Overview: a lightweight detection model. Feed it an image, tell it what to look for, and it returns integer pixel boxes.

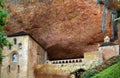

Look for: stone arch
[69,60,72,63]
[62,61,65,63]
[70,69,85,78]
[56,61,58,64]
[77,69,85,78]
[59,61,61,64]
[76,60,79,63]
[8,51,20,74]
[66,60,68,63]
[12,53,18,62]
[52,61,55,64]
[10,51,19,63]
[72,60,75,63]
[79,59,82,62]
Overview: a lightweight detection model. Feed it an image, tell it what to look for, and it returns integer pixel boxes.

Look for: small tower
[0,31,47,78]
[98,36,119,61]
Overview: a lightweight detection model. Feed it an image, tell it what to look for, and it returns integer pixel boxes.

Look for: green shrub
[81,69,96,78]
[0,0,10,64]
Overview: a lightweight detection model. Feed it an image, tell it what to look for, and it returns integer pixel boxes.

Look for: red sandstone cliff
[4,0,114,60]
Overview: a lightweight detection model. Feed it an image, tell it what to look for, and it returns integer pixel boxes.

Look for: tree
[114,0,120,21]
[0,0,10,63]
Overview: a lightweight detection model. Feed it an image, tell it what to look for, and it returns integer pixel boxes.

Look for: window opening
[59,61,61,63]
[14,38,17,45]
[9,45,12,50]
[79,59,82,62]
[56,61,58,64]
[8,65,10,73]
[18,65,20,73]
[18,43,22,49]
[72,60,75,63]
[53,62,55,64]
[76,60,78,63]
[37,55,39,64]
[69,60,72,63]
[62,61,64,63]
[12,53,18,62]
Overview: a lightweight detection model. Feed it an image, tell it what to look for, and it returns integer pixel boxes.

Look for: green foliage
[0,9,8,26]
[0,0,10,63]
[0,31,10,64]
[81,56,120,78]
[115,0,120,21]
[0,0,4,8]
[91,62,120,78]
[115,10,120,21]
[81,69,96,78]
[114,17,120,21]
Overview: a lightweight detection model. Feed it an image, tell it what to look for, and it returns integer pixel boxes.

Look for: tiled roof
[100,42,118,47]
[8,31,29,37]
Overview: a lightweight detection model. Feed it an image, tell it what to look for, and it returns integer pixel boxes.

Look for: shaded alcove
[47,44,84,60]
[70,69,85,78]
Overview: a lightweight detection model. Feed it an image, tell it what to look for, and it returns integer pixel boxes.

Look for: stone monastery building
[0,32,119,78]
[1,32,47,78]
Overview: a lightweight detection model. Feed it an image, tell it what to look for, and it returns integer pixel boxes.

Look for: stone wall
[28,36,47,78]
[42,51,102,75]
[34,73,70,78]
[99,45,119,61]
[34,47,119,77]
[84,51,103,69]
[36,61,85,76]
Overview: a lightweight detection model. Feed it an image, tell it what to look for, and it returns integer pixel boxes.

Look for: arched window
[8,65,10,73]
[59,61,61,64]
[13,38,17,45]
[18,43,22,49]
[72,60,75,63]
[76,60,78,63]
[9,45,12,50]
[69,60,72,63]
[79,59,82,62]
[12,53,18,62]
[62,61,64,63]
[18,65,20,73]
[56,61,58,64]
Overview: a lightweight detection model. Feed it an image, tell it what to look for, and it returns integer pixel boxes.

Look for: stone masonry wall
[28,37,47,78]
[99,45,119,61]
[84,51,102,69]
[41,51,102,75]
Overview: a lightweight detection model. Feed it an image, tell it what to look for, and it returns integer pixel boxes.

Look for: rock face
[4,0,113,60]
